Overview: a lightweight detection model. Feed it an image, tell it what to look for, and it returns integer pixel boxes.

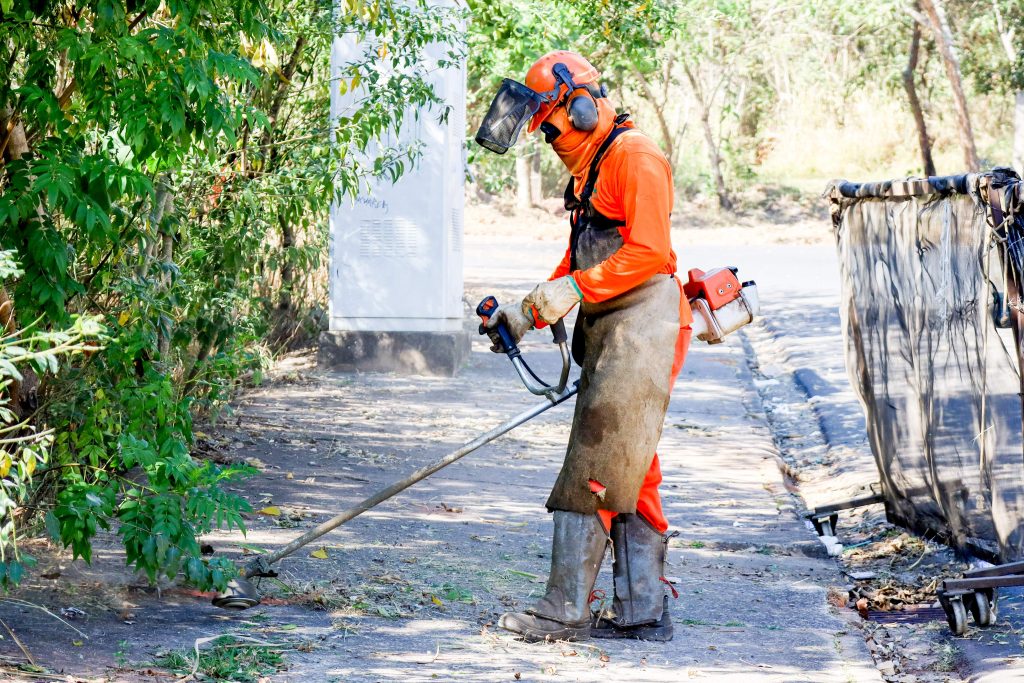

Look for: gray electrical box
[320,13,468,375]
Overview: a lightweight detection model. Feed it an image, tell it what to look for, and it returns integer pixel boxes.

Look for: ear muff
[566,89,599,132]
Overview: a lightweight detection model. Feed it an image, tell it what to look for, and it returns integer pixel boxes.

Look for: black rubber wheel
[946,598,967,636]
[976,591,996,627]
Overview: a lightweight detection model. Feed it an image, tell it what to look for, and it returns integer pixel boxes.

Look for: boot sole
[591,624,673,642]
[499,613,591,643]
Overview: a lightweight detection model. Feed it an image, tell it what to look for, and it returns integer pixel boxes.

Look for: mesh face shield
[474,79,544,155]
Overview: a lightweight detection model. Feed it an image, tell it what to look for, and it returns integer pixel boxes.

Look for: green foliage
[0,251,104,588]
[959,0,1024,95]
[0,0,460,589]
[465,0,672,191]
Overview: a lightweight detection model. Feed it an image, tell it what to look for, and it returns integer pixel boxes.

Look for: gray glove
[522,275,583,324]
[484,302,534,353]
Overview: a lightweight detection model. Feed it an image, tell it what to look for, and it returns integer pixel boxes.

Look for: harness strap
[564,114,633,211]
[567,118,632,271]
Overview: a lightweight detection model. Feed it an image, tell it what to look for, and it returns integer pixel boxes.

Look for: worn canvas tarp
[828,171,1024,561]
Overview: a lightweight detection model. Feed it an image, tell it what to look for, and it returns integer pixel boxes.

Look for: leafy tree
[958,0,1024,172]
[0,0,460,588]
[0,251,103,587]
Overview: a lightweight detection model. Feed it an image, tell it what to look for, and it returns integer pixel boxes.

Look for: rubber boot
[591,513,674,641]
[498,511,608,642]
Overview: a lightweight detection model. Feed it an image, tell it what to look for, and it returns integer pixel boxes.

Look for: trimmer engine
[684,267,759,344]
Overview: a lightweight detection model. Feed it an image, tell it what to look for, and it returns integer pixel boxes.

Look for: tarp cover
[828,170,1024,561]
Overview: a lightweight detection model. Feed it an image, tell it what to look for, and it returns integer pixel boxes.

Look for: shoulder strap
[580,117,632,202]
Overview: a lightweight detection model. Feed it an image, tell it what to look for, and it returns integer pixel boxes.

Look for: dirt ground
[1,199,1022,682]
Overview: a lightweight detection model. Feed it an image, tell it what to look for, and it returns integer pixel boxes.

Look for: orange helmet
[524,51,601,133]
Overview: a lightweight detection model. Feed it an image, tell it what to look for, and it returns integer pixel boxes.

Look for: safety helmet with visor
[474,51,604,155]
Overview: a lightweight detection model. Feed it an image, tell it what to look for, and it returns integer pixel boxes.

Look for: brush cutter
[213,270,760,609]
[212,296,575,609]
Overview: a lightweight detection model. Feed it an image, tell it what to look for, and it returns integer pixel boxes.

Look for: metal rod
[807,492,885,518]
[942,575,1024,592]
[963,560,1024,579]
[243,383,579,578]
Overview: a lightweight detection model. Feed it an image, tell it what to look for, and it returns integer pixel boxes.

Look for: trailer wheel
[971,590,996,627]
[945,597,967,636]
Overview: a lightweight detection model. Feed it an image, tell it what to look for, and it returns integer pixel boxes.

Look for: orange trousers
[598,325,692,534]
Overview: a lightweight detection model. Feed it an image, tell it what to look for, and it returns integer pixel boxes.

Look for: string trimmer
[213,268,760,609]
[212,296,575,609]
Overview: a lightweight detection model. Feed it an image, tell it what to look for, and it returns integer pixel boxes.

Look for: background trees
[465,0,1023,208]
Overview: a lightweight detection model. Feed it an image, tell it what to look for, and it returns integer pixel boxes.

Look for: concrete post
[319,9,469,376]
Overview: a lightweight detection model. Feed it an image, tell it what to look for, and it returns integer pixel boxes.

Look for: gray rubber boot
[592,513,674,641]
[498,511,608,642]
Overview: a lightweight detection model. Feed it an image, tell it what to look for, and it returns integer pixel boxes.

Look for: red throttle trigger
[477,295,499,327]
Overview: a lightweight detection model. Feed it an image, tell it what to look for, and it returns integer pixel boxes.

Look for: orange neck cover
[549,97,622,195]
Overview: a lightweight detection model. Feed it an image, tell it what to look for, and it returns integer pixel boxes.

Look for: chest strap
[566,117,631,271]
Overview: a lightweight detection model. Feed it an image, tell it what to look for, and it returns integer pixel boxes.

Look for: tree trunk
[1015,91,1024,177]
[903,17,937,176]
[515,150,532,210]
[701,110,732,212]
[529,140,542,203]
[278,215,295,314]
[1,106,41,415]
[683,64,732,212]
[993,1,1024,175]
[634,67,675,166]
[919,0,980,171]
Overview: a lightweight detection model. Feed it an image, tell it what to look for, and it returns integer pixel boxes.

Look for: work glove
[522,275,583,325]
[483,302,534,353]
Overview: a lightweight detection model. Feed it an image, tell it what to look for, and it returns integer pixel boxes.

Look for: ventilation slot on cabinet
[358,218,419,258]
[450,208,463,253]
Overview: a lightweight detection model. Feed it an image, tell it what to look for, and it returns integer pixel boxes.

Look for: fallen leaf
[278,624,298,631]
[856,597,870,618]
[599,654,610,662]
[310,547,329,559]
[286,472,294,480]
[431,595,443,607]
[259,506,281,516]
[514,674,521,680]
[72,640,83,647]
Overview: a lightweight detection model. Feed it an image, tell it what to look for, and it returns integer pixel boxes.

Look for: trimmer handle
[477,295,571,400]
[476,295,519,356]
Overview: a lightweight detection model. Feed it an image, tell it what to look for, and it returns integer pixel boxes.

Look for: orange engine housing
[683,268,742,310]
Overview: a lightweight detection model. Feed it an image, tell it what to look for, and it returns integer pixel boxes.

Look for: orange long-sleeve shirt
[550,131,679,304]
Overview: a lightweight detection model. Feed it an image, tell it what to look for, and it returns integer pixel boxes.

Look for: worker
[474,50,692,643]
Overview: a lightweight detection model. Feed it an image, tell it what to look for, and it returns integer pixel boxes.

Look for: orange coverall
[549,131,692,534]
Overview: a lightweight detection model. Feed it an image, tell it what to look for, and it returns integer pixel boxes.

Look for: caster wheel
[970,590,996,627]
[945,597,968,636]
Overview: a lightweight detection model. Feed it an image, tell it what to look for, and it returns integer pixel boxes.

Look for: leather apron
[545,126,680,515]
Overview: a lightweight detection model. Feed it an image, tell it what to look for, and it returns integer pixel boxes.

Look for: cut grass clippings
[155,635,287,681]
